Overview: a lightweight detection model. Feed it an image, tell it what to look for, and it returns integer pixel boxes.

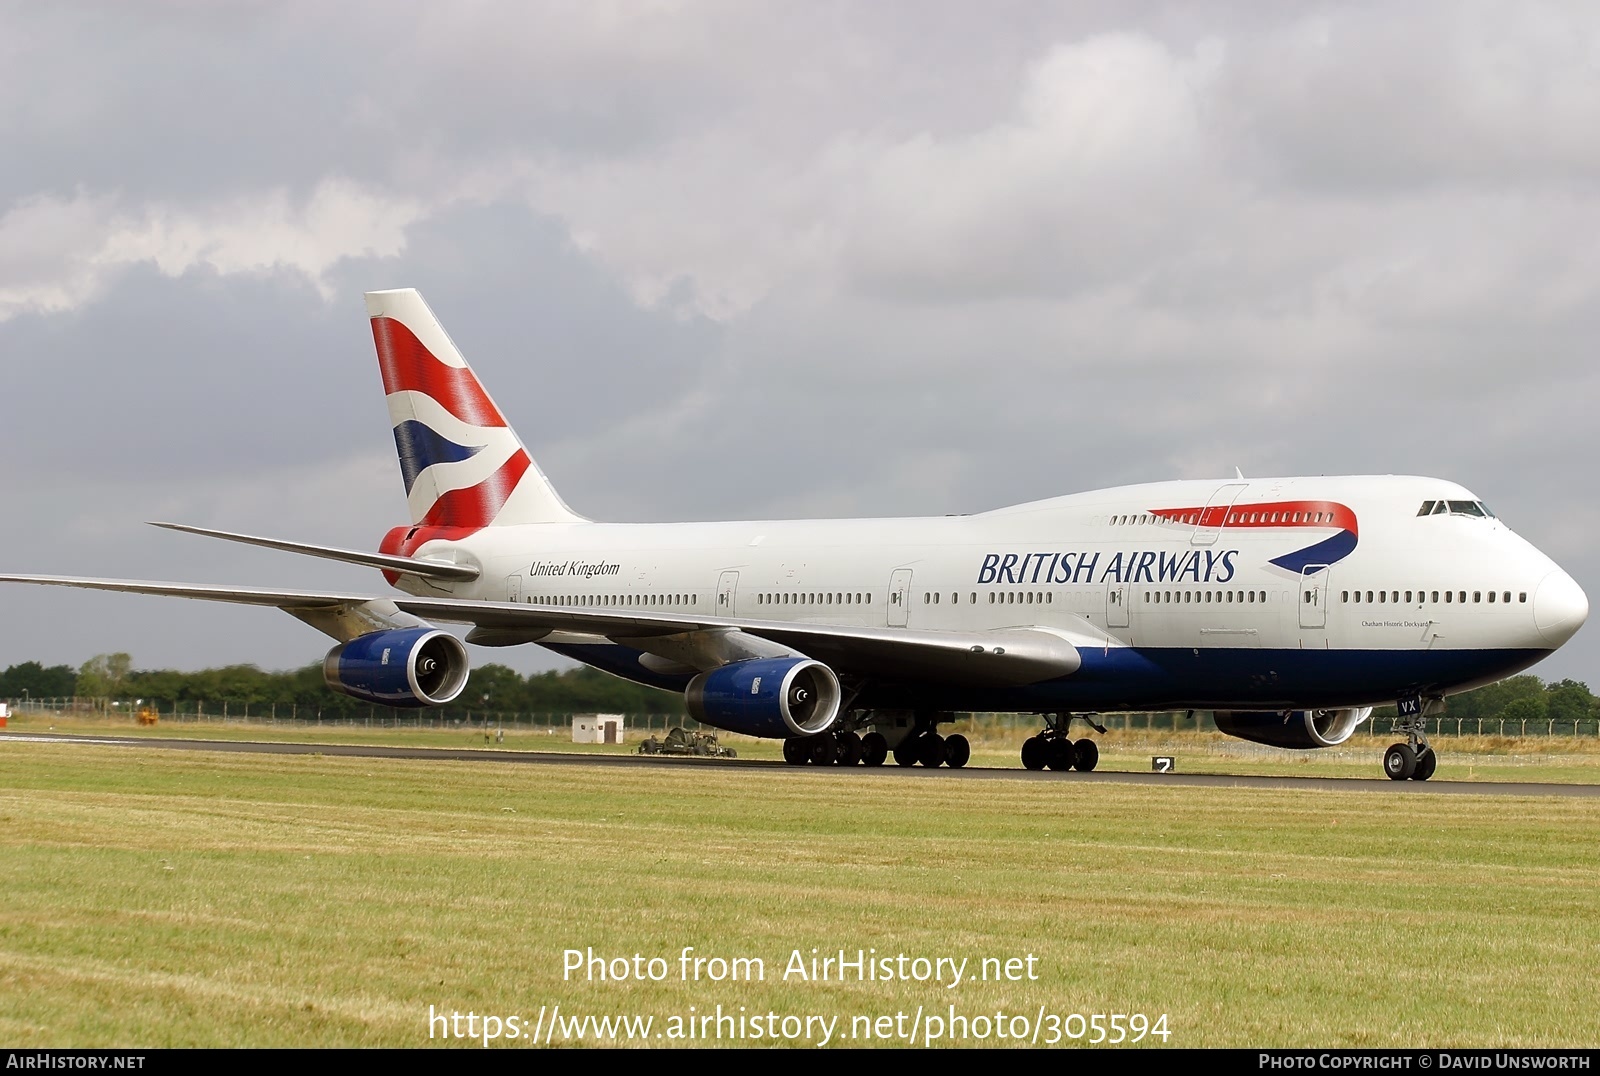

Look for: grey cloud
[1,2,1595,685]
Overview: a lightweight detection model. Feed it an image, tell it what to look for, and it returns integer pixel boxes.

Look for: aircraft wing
[0,574,1089,687]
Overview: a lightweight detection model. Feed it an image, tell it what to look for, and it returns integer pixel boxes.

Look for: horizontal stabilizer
[148,522,480,582]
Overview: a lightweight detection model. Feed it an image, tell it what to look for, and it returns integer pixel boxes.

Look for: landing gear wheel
[861,732,889,767]
[836,731,863,767]
[1411,748,1437,782]
[1047,738,1076,771]
[1384,743,1417,781]
[919,733,947,768]
[894,737,920,767]
[809,733,839,766]
[1020,736,1047,771]
[782,738,809,765]
[944,734,970,769]
[1073,738,1099,772]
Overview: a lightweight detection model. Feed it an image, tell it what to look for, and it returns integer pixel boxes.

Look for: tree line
[0,655,1595,724]
[0,655,684,718]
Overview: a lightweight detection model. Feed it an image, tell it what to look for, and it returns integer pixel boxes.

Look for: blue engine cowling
[685,657,842,739]
[323,628,470,707]
[1212,707,1373,749]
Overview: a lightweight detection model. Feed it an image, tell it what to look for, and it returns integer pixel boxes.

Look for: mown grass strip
[2,741,1597,1047]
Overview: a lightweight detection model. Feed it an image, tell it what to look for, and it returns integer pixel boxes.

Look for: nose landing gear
[1384,695,1442,781]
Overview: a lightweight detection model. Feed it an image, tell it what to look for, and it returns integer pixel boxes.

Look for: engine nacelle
[323,628,470,707]
[1213,707,1373,750]
[685,657,842,739]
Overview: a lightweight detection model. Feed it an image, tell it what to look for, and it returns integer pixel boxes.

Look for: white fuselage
[395,475,1585,713]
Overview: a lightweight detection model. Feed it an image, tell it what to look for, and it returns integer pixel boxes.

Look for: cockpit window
[1421,500,1496,519]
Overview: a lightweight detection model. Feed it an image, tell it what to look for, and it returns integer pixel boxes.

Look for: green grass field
[3,727,1599,1048]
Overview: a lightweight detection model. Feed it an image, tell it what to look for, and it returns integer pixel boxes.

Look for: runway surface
[7,731,1597,797]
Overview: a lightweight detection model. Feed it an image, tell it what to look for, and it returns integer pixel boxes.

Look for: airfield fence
[4,696,1597,738]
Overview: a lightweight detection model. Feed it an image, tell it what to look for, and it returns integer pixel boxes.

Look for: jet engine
[685,657,842,739]
[323,628,470,707]
[1212,707,1373,750]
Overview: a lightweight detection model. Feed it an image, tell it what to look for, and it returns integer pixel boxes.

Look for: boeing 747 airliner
[3,290,1587,779]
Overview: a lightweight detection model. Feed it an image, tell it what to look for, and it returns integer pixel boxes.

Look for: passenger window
[1473,592,1481,603]
[1445,592,1452,603]
[1487,591,1495,603]
[1519,592,1527,603]
[1503,592,1511,603]
[1432,591,1439,602]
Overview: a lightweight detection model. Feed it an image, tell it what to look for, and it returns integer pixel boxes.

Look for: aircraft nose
[1534,570,1589,647]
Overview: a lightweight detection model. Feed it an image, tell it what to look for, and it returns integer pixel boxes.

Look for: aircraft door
[888,569,912,628]
[1106,582,1130,628]
[717,571,739,617]
[1298,566,1329,629]
[1191,482,1249,546]
[507,573,523,603]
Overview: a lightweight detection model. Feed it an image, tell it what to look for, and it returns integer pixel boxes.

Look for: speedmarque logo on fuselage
[974,500,1359,585]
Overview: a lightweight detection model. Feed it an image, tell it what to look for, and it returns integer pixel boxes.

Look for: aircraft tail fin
[365,289,587,530]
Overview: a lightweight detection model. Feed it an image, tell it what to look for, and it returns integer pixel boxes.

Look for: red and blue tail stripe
[365,288,588,555]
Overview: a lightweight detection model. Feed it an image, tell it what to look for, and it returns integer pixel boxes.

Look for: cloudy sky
[2,1,1596,689]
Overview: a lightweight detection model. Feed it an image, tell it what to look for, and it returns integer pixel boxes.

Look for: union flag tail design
[366,289,586,532]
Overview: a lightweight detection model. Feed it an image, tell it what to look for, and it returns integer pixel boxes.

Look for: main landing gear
[780,710,969,768]
[891,711,969,769]
[1383,695,1443,781]
[1021,713,1102,773]
[782,729,889,767]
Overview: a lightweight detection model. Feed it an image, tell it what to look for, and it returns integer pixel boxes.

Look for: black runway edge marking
[7,731,1599,798]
